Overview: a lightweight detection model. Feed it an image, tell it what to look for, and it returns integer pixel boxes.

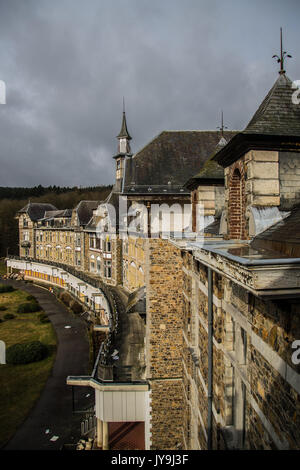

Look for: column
[97,418,103,448]
[103,421,109,450]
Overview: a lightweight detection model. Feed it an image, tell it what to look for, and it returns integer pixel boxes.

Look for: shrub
[38,313,50,324]
[26,295,35,301]
[17,302,42,313]
[6,341,48,364]
[0,306,7,311]
[0,284,15,293]
[59,291,72,306]
[70,299,83,315]
[3,313,15,320]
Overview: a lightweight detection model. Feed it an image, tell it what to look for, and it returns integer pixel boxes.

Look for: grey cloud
[0,0,300,186]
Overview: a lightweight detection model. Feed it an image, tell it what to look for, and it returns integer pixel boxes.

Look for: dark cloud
[0,0,300,186]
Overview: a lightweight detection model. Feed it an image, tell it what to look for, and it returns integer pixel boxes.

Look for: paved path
[2,280,93,450]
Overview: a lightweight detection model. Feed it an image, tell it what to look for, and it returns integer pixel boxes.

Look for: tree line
[0,185,112,258]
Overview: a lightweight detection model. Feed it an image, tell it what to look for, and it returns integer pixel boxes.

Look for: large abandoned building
[6,66,300,450]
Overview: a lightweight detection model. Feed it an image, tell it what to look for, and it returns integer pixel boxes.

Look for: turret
[113,101,132,186]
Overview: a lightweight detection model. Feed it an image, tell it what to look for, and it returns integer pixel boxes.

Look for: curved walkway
[2,280,93,450]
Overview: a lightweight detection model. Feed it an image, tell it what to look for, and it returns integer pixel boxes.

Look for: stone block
[252,150,278,162]
[247,161,278,179]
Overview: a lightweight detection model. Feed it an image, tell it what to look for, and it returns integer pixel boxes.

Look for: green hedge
[38,313,50,324]
[17,302,42,314]
[0,306,7,311]
[70,299,83,315]
[6,341,48,365]
[3,313,15,320]
[26,295,35,301]
[59,291,72,307]
[0,284,15,293]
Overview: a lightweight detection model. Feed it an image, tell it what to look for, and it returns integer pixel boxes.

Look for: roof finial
[123,96,125,114]
[216,110,228,137]
[272,27,292,75]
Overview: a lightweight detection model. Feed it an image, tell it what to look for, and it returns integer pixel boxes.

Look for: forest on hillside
[0,185,112,258]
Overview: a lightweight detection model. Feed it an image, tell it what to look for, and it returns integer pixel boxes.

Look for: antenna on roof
[272,27,292,75]
[216,110,228,137]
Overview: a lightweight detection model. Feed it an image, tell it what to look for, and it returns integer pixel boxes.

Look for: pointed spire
[117,98,132,140]
[272,27,292,75]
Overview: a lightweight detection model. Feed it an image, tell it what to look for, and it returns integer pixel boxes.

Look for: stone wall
[145,238,184,449]
[179,247,300,450]
[279,151,300,210]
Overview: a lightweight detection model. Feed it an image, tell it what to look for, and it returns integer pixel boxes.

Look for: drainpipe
[207,267,213,450]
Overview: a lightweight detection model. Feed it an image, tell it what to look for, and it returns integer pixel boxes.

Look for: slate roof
[42,209,72,220]
[117,111,132,140]
[17,203,57,221]
[213,73,300,167]
[184,136,231,190]
[251,207,300,258]
[122,130,237,194]
[74,200,101,226]
[244,74,300,136]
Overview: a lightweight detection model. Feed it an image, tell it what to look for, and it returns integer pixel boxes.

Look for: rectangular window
[104,260,112,279]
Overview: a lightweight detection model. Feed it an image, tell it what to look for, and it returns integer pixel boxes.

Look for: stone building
[9,69,300,451]
[144,71,300,450]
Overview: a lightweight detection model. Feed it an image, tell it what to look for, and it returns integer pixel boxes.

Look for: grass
[0,287,57,448]
[0,261,6,276]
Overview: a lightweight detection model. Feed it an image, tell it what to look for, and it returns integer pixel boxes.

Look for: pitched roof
[122,130,237,194]
[43,209,72,220]
[184,136,231,189]
[213,73,300,167]
[244,74,300,136]
[74,200,101,226]
[17,203,57,221]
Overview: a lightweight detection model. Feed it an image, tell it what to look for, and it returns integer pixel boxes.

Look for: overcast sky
[0,0,300,187]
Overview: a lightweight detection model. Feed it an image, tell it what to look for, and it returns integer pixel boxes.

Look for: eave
[184,177,224,191]
[191,241,300,299]
[213,133,300,168]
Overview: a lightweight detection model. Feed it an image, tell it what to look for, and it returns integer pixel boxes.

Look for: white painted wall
[95,389,146,422]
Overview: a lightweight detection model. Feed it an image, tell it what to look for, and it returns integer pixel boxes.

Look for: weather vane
[216,110,228,136]
[272,27,292,74]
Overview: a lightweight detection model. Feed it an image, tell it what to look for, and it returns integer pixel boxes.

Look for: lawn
[0,286,57,448]
[0,260,6,276]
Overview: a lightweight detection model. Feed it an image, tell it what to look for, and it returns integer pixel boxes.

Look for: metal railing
[7,254,126,381]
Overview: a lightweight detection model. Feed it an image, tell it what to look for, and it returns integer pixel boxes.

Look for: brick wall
[228,162,246,239]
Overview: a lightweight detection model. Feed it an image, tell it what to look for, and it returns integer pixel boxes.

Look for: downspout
[207,267,213,450]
